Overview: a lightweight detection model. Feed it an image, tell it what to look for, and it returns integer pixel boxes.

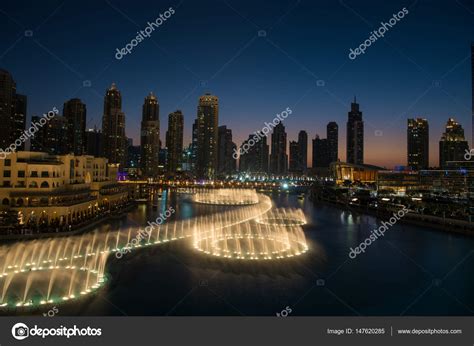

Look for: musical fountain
[0,189,308,311]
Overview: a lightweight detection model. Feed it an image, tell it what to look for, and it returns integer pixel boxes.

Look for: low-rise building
[0,151,131,234]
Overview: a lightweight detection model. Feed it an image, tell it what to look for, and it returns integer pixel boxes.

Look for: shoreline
[0,203,137,241]
[309,197,474,237]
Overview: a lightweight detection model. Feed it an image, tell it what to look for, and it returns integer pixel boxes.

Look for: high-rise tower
[140,92,160,177]
[407,118,429,170]
[0,69,26,151]
[102,83,126,167]
[439,118,469,168]
[63,98,86,155]
[327,121,338,164]
[270,123,288,174]
[346,97,364,164]
[166,110,184,173]
[195,93,219,179]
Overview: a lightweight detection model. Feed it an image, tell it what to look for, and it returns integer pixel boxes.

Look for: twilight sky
[0,0,473,168]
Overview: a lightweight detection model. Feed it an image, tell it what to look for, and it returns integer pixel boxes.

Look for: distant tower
[63,98,87,155]
[85,126,103,157]
[270,123,288,174]
[407,118,429,170]
[312,135,329,168]
[289,140,300,172]
[30,115,68,155]
[217,125,236,175]
[166,110,184,173]
[0,69,26,150]
[327,122,338,164]
[297,130,308,171]
[140,92,160,177]
[239,133,268,173]
[102,83,126,167]
[439,118,469,168]
[346,97,364,164]
[195,93,219,179]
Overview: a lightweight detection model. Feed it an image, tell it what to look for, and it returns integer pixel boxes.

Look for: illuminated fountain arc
[0,189,308,310]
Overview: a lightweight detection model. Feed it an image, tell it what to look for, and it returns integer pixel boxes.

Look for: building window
[31,171,38,177]
[3,181,10,187]
[4,159,11,166]
[41,171,49,178]
[40,181,49,188]
[3,170,11,178]
[18,171,25,178]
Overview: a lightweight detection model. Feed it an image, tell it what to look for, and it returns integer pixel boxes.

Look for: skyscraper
[439,118,469,168]
[217,125,236,175]
[270,122,288,174]
[407,118,429,170]
[195,93,219,179]
[327,121,338,164]
[0,69,26,150]
[346,97,364,164]
[166,110,184,173]
[191,119,198,172]
[85,126,103,157]
[102,83,126,167]
[63,98,86,155]
[298,130,308,171]
[289,140,300,172]
[239,133,269,173]
[312,135,330,168]
[140,92,160,177]
[30,115,68,155]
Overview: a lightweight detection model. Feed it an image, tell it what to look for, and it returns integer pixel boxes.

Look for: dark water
[59,190,474,316]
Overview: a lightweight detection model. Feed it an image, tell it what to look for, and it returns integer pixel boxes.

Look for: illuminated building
[85,127,103,157]
[239,132,269,173]
[439,118,469,168]
[407,118,429,170]
[195,93,219,179]
[346,97,364,165]
[0,69,26,151]
[30,115,68,155]
[140,92,160,177]
[102,83,126,168]
[327,122,338,163]
[63,98,86,155]
[270,123,288,174]
[166,110,184,173]
[330,162,380,184]
[0,151,130,232]
[217,125,236,175]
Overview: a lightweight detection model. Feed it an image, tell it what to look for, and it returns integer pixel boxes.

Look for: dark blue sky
[0,0,473,167]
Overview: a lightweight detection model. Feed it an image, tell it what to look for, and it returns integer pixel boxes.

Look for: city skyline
[0,1,472,168]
